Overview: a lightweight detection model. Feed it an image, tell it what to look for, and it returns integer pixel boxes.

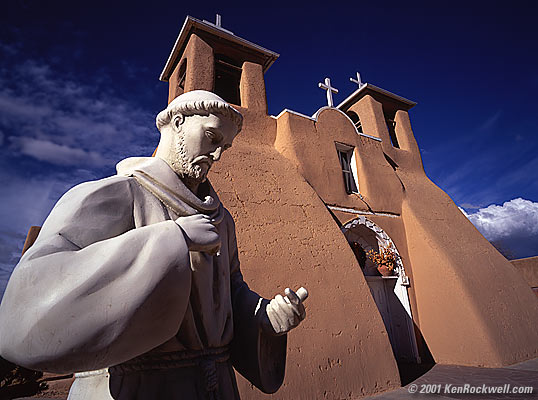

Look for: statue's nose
[210,147,222,161]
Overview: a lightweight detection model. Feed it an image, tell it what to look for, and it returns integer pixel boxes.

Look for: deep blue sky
[1,1,537,292]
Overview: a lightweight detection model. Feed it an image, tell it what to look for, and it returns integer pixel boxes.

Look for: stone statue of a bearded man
[0,90,308,399]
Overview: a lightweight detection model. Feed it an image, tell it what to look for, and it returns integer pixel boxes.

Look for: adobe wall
[208,66,401,398]
[274,94,538,367]
[210,114,401,398]
[511,256,538,288]
[399,176,538,366]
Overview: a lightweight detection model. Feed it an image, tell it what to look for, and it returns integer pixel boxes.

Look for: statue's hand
[175,214,221,254]
[265,287,308,335]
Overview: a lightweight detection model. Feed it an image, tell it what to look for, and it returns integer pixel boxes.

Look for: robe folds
[0,157,286,399]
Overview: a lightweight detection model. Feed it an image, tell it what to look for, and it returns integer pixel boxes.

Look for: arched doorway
[342,216,420,363]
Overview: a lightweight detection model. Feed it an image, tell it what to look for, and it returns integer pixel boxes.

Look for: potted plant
[366,246,397,276]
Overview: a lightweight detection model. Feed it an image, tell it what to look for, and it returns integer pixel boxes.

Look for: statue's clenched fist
[175,214,221,254]
[266,287,308,335]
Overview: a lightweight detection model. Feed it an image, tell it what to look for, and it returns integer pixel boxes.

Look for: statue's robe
[0,157,286,399]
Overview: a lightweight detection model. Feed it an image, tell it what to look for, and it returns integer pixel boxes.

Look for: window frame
[335,142,359,194]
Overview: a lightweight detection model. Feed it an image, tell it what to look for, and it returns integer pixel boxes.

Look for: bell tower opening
[384,111,400,148]
[346,111,363,133]
[214,54,242,105]
[176,59,187,96]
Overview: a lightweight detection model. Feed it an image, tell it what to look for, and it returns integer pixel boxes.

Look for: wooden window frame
[336,143,359,194]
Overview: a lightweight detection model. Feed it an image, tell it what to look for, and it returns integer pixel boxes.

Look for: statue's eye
[205,130,222,143]
[205,131,215,140]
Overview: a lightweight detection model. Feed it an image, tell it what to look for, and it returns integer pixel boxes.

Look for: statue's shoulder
[39,175,138,247]
[57,174,136,208]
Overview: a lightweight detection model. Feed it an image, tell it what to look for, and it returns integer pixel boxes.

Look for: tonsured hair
[156,100,243,132]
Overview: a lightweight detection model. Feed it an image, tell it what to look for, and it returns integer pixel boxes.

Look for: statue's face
[170,112,238,182]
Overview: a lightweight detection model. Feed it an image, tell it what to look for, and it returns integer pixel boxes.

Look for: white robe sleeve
[0,176,192,374]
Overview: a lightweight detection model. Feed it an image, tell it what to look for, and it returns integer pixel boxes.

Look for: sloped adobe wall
[398,171,538,366]
[379,109,538,367]
[271,102,538,368]
[210,109,401,399]
[511,256,538,289]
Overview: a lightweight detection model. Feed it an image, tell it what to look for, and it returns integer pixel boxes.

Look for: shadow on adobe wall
[397,323,435,386]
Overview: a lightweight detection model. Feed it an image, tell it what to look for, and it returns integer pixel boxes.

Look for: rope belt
[109,346,230,399]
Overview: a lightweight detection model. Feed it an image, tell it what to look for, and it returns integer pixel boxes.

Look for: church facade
[157,15,538,399]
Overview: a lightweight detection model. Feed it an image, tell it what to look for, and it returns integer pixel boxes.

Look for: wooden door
[365,276,419,363]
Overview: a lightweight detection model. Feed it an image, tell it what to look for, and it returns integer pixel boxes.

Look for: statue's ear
[172,114,184,131]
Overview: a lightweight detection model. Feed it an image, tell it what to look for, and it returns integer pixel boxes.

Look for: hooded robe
[0,157,286,399]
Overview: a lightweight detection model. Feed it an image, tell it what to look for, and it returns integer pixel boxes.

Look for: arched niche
[342,216,406,280]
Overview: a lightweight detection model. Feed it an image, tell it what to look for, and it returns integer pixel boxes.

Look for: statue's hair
[156,99,243,132]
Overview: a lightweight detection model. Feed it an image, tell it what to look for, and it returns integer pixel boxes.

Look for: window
[177,59,187,94]
[346,111,363,133]
[214,54,241,105]
[336,143,359,194]
[384,113,400,148]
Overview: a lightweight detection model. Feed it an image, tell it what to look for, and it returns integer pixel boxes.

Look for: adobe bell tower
[159,15,279,113]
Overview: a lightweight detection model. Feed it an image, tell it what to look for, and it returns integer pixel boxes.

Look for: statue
[0,90,308,399]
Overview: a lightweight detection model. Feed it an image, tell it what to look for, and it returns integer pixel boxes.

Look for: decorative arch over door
[342,216,408,282]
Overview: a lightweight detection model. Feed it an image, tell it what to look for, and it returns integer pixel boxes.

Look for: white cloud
[10,136,107,166]
[0,91,53,120]
[464,198,538,259]
[466,198,538,240]
[0,58,158,167]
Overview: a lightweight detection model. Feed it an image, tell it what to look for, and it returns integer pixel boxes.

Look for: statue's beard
[169,132,208,182]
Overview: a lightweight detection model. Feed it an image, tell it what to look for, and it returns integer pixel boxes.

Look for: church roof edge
[160,16,280,82]
[337,83,417,111]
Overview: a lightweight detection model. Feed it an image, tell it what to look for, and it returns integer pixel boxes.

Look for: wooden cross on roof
[350,72,365,89]
[318,77,338,107]
[204,13,234,35]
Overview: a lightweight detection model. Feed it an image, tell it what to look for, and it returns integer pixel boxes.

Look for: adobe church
[156,15,538,398]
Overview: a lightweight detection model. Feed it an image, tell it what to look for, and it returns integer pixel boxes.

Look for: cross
[318,77,338,107]
[204,13,234,35]
[350,72,365,89]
